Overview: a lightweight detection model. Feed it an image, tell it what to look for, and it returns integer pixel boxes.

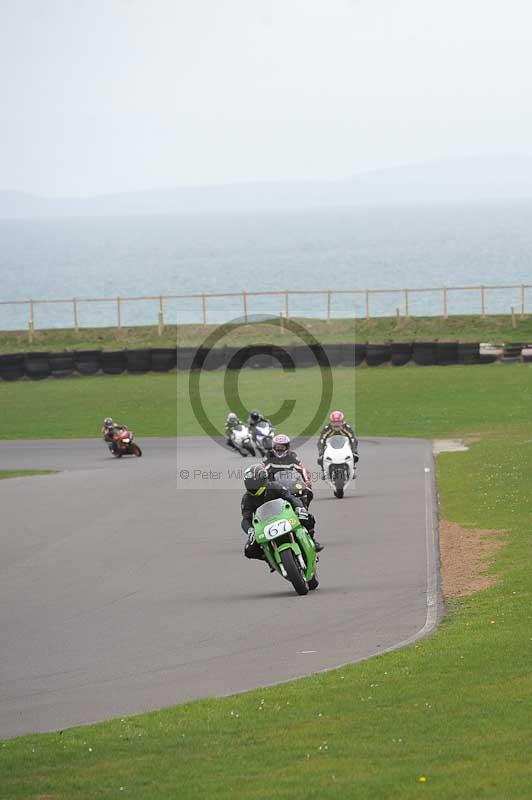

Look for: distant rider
[241,465,323,564]
[317,410,359,475]
[225,411,242,450]
[102,417,126,454]
[262,433,313,505]
[247,409,271,441]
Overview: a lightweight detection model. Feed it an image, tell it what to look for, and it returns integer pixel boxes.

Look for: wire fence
[0,284,530,339]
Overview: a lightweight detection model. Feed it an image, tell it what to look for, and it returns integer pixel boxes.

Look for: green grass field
[1,312,532,353]
[1,365,531,798]
[0,469,56,479]
[0,363,529,441]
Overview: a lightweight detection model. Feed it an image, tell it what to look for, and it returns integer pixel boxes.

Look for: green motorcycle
[253,498,319,595]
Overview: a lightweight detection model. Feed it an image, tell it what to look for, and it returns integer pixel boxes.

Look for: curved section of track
[0,437,439,739]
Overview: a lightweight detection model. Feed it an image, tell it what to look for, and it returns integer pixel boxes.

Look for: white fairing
[232,424,252,446]
[254,421,274,452]
[323,435,355,495]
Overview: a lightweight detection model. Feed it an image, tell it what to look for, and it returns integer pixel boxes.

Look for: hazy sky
[2,0,532,196]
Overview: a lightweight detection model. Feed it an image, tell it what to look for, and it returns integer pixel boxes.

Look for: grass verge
[1,367,531,798]
[1,313,532,352]
[0,364,530,440]
[0,469,57,479]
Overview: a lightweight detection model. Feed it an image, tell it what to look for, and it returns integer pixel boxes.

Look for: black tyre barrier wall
[75,350,102,375]
[224,345,294,370]
[366,343,391,367]
[49,352,76,378]
[412,342,438,366]
[391,342,413,366]
[0,353,26,381]
[151,348,177,372]
[25,352,51,380]
[126,349,152,373]
[176,347,198,371]
[436,341,459,366]
[323,343,356,367]
[354,344,366,366]
[457,343,480,364]
[1,342,531,381]
[101,351,127,375]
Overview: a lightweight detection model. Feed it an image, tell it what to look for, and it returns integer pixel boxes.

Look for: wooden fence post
[28,300,35,343]
[520,285,525,320]
[284,290,289,319]
[365,289,370,320]
[158,295,164,336]
[116,297,122,329]
[327,290,332,320]
[443,287,448,319]
[480,285,485,318]
[404,288,409,317]
[73,298,79,333]
[242,291,248,323]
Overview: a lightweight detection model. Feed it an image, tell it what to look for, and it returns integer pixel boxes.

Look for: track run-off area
[0,436,440,739]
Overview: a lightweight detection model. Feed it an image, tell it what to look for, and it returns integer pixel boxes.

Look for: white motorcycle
[253,420,275,457]
[230,424,256,457]
[323,435,356,498]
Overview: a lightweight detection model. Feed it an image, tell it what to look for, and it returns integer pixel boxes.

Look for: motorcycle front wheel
[280,549,309,596]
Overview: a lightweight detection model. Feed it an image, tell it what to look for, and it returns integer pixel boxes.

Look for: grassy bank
[1,368,531,797]
[0,364,529,440]
[1,313,531,353]
[0,469,57,479]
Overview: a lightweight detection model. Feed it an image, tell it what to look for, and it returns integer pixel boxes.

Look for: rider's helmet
[226,412,238,426]
[249,410,261,424]
[272,433,291,458]
[244,464,268,495]
[329,410,345,430]
[104,417,114,427]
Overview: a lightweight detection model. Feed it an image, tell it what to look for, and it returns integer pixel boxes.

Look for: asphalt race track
[0,437,440,739]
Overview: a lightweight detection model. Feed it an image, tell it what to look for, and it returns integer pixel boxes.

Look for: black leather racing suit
[247,415,271,441]
[262,450,311,485]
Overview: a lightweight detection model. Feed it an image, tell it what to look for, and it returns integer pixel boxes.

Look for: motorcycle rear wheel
[280,549,309,596]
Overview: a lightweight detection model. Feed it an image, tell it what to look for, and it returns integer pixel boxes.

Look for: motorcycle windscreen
[327,435,349,448]
[273,469,301,483]
[254,498,288,521]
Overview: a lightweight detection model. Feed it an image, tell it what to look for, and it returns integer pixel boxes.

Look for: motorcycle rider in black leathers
[317,410,359,476]
[241,465,323,562]
[247,409,271,442]
[262,433,314,507]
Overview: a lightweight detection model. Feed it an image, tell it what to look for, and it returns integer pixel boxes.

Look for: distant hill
[2,155,532,218]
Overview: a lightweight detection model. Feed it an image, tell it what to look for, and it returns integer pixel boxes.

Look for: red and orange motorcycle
[111,428,142,458]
